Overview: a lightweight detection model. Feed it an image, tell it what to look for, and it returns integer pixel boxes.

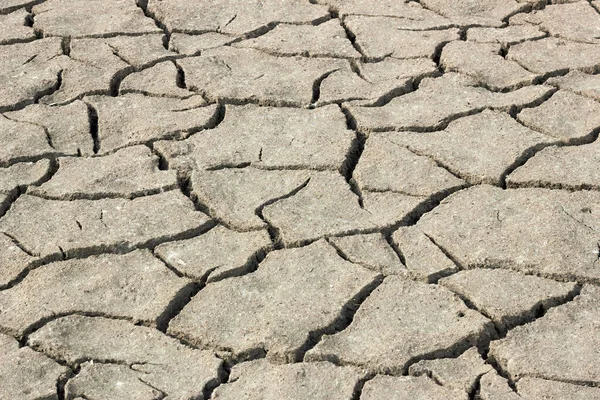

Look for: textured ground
[1,0,600,399]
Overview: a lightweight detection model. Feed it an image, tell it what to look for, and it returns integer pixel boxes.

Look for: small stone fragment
[507,37,600,75]
[0,114,54,166]
[211,360,365,400]
[168,240,380,362]
[354,132,466,196]
[507,141,600,191]
[234,19,360,59]
[147,0,329,35]
[440,41,537,91]
[546,70,600,101]
[0,250,191,336]
[0,38,63,111]
[440,269,577,331]
[517,377,600,399]
[420,0,527,27]
[263,172,378,246]
[0,9,35,45]
[517,90,600,142]
[0,191,211,259]
[5,100,94,155]
[85,94,217,154]
[510,2,600,44]
[328,233,406,275]
[467,25,546,45]
[347,73,553,132]
[361,375,468,400]
[409,347,492,393]
[0,233,37,287]
[155,225,272,282]
[417,185,600,283]
[489,285,600,384]
[169,32,239,55]
[120,61,195,98]
[66,363,163,400]
[392,226,459,282]
[387,110,554,185]
[28,315,223,399]
[0,334,70,400]
[154,104,353,174]
[29,146,178,200]
[319,58,437,105]
[190,168,311,231]
[179,47,349,107]
[346,16,459,60]
[305,276,492,374]
[32,0,160,38]
[478,371,522,400]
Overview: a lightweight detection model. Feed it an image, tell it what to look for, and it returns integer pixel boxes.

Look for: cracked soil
[1,0,600,399]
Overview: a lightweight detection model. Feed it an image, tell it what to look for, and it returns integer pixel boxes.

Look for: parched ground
[1,0,600,399]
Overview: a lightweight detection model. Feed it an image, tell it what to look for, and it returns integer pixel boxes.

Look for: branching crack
[135,0,170,49]
[255,178,311,249]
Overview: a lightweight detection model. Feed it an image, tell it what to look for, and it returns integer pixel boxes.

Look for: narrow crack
[137,377,167,400]
[85,102,100,154]
[26,184,179,201]
[349,59,371,83]
[135,0,170,49]
[401,326,496,377]
[174,61,186,88]
[326,238,359,265]
[296,274,385,361]
[351,375,376,400]
[155,283,201,333]
[340,113,367,208]
[202,358,231,400]
[2,231,35,257]
[310,69,340,106]
[384,232,406,265]
[0,0,44,15]
[340,17,367,60]
[381,184,471,229]
[18,311,141,342]
[56,368,74,400]
[255,178,311,249]
[402,144,469,182]
[467,373,484,400]
[422,232,464,270]
[485,356,520,392]
[499,141,562,189]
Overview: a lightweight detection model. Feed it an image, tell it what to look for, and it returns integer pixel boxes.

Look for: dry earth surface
[1,0,600,399]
